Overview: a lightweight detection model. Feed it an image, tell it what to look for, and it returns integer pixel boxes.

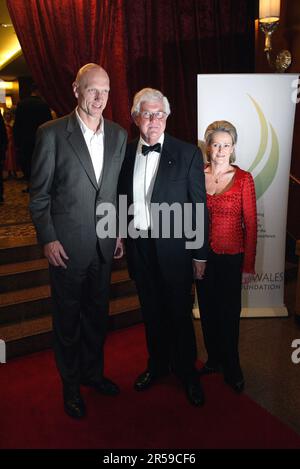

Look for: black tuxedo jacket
[13,95,52,148]
[118,133,208,283]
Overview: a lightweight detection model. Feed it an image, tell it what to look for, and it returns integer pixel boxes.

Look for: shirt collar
[75,107,104,137]
[138,133,165,154]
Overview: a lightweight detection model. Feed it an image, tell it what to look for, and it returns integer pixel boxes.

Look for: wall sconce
[0,81,13,90]
[259,0,291,72]
[5,96,12,108]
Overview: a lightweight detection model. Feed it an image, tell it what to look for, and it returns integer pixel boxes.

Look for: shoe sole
[64,407,86,419]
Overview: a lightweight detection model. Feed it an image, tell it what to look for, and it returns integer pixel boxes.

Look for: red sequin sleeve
[242,172,257,273]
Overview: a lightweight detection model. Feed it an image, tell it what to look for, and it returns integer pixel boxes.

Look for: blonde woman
[196,120,257,393]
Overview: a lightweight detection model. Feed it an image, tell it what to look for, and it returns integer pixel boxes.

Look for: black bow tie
[141,143,161,155]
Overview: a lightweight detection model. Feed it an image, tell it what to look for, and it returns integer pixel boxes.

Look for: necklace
[213,168,232,184]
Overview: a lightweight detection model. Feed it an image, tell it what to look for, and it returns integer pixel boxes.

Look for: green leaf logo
[247,95,279,200]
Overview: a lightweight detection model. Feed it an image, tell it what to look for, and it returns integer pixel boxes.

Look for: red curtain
[124,0,255,142]
[7,0,255,141]
[6,0,130,130]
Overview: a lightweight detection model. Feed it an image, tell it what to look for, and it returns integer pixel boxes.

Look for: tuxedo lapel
[126,140,139,205]
[66,112,98,189]
[151,134,173,201]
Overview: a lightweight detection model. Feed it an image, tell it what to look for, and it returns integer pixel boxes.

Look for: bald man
[30,64,127,418]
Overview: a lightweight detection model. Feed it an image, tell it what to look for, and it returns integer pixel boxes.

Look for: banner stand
[195,73,298,318]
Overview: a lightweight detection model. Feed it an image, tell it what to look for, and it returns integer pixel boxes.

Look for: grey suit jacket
[30,111,127,267]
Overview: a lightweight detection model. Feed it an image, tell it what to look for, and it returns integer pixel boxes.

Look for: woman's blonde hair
[204,120,237,164]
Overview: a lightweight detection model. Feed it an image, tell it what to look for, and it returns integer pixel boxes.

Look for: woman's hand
[242,272,254,284]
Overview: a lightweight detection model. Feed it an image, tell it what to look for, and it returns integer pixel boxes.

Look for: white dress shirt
[76,108,104,183]
[133,134,164,230]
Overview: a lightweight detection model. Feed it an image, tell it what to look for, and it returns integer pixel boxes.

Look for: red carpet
[0,323,300,449]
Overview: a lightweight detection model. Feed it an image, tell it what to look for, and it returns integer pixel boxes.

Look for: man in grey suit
[30,64,127,419]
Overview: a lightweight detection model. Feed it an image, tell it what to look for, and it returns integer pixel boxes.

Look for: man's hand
[193,260,206,280]
[44,241,69,268]
[113,237,124,259]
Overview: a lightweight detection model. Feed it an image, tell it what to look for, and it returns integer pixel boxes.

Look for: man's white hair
[131,88,171,116]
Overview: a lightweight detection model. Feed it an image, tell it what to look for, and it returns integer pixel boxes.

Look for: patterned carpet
[0,177,36,246]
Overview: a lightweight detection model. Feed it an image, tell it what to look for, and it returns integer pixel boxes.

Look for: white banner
[196,74,298,317]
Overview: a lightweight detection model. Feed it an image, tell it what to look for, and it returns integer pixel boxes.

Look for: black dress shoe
[134,370,157,391]
[185,381,205,407]
[82,377,120,396]
[63,392,86,419]
[225,378,245,394]
[198,365,219,376]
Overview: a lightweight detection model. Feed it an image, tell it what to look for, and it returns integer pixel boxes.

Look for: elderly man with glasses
[118,88,208,407]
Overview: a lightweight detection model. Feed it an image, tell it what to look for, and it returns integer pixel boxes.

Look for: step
[0,285,52,325]
[0,258,49,293]
[0,293,140,343]
[0,315,53,342]
[0,235,43,265]
[0,258,135,296]
[109,294,140,316]
[112,256,128,270]
[1,316,53,360]
[108,294,141,330]
[0,315,52,360]
[0,259,134,296]
[0,283,140,324]
[110,269,136,298]
[6,331,53,360]
[0,236,129,268]
[0,294,142,359]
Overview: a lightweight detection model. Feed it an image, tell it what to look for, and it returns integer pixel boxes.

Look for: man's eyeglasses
[140,111,167,120]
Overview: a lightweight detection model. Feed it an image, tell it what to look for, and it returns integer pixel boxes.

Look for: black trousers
[132,237,197,384]
[49,247,112,387]
[18,143,34,181]
[196,251,244,383]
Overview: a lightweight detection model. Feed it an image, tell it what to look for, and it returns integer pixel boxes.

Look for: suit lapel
[151,133,173,202]
[66,111,98,189]
[99,120,113,189]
